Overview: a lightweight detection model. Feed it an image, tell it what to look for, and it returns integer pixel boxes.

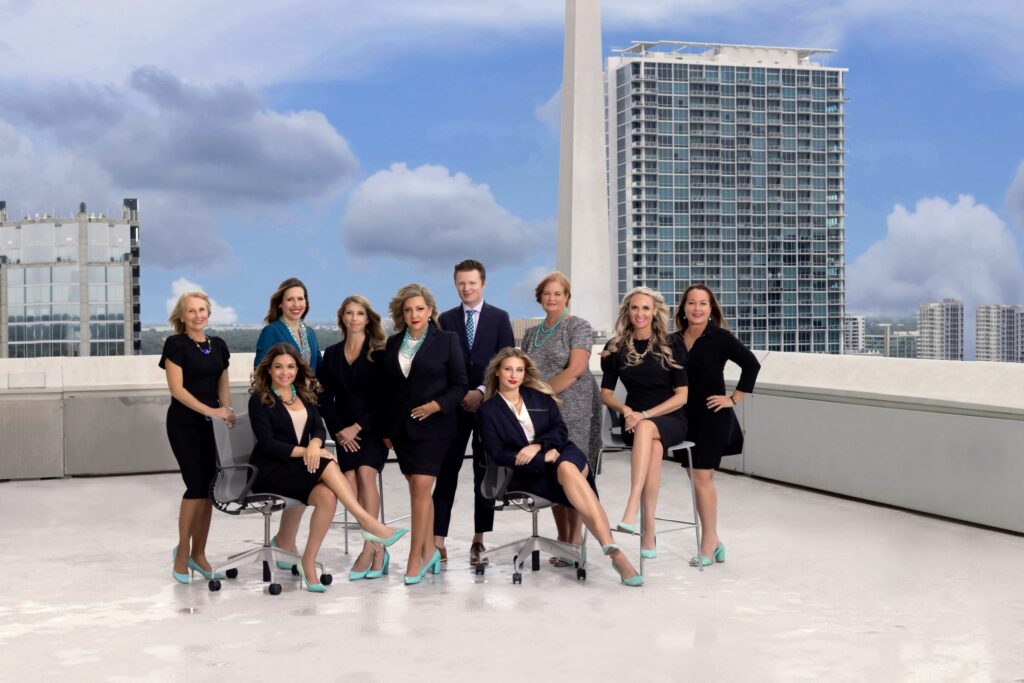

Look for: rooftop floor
[2,455,1022,682]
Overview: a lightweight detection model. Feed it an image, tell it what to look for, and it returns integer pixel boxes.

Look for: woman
[673,284,760,567]
[381,284,467,585]
[249,343,408,592]
[317,295,389,580]
[600,287,688,559]
[478,348,643,587]
[254,277,321,567]
[161,291,234,584]
[520,272,602,560]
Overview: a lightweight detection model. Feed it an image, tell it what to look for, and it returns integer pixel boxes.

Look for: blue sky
[1,0,1022,340]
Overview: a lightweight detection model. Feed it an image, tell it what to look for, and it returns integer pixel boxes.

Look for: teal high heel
[616,511,642,535]
[366,550,389,579]
[640,547,657,559]
[349,550,376,581]
[404,549,440,585]
[297,561,327,593]
[270,537,297,571]
[602,544,644,587]
[362,527,409,548]
[171,547,190,584]
[188,557,226,581]
[714,543,726,563]
[690,543,725,567]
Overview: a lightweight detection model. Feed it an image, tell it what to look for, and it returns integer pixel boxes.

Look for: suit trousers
[432,408,494,537]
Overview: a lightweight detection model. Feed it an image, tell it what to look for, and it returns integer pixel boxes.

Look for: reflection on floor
[2,453,1022,681]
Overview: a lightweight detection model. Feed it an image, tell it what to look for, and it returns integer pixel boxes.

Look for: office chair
[208,413,332,595]
[326,441,410,554]
[475,449,588,584]
[600,406,702,574]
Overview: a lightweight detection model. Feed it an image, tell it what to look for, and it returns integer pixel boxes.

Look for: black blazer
[317,338,384,439]
[248,392,327,468]
[478,388,571,476]
[382,325,468,441]
[439,302,515,389]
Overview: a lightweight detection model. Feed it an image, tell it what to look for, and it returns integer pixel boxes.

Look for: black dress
[248,393,331,504]
[318,339,388,473]
[600,338,688,448]
[159,334,230,499]
[671,325,761,469]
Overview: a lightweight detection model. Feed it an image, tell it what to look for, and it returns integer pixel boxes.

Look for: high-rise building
[864,324,919,358]
[606,41,846,352]
[917,299,963,361]
[0,200,141,358]
[976,304,1023,363]
[843,313,865,354]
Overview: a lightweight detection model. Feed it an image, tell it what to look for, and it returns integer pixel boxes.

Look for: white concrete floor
[2,455,1023,682]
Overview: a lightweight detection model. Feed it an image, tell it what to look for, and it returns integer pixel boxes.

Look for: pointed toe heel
[713,543,725,563]
[297,562,327,593]
[363,527,409,548]
[270,537,297,571]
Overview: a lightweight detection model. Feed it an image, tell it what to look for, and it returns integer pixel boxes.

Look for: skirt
[507,444,598,508]
[335,437,388,473]
[253,457,332,504]
[392,437,451,477]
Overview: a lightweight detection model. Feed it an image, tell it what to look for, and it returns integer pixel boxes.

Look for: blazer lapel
[497,395,530,445]
[409,325,438,375]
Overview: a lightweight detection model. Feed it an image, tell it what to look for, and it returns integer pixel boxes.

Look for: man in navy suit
[433,259,515,565]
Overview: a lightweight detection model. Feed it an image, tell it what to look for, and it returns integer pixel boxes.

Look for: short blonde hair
[534,271,572,304]
[168,291,212,334]
[388,283,440,333]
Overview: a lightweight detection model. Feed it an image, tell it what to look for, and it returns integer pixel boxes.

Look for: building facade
[864,325,919,359]
[0,200,140,358]
[976,304,1023,363]
[917,299,963,361]
[606,41,846,352]
[843,313,865,354]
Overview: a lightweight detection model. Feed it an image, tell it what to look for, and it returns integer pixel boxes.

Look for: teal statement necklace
[533,310,568,349]
[400,328,426,359]
[272,384,298,406]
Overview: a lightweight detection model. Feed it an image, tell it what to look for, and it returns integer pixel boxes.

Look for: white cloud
[506,264,555,317]
[340,163,541,269]
[1006,160,1024,231]
[165,278,239,327]
[535,87,561,135]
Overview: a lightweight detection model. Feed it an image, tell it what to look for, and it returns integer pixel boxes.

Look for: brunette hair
[250,343,320,407]
[336,294,386,361]
[264,277,310,324]
[388,283,440,333]
[603,286,680,369]
[675,284,728,331]
[453,258,486,282]
[533,271,572,304]
[482,347,559,404]
[168,291,213,334]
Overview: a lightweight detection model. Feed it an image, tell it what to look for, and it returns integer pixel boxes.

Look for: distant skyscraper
[976,304,1023,363]
[864,324,919,359]
[0,200,141,358]
[843,313,865,354]
[605,41,846,352]
[917,299,963,361]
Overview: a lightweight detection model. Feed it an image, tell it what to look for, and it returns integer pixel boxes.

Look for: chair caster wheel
[321,574,333,586]
[576,568,586,582]
[225,568,238,579]
[208,579,222,592]
[290,565,299,576]
[268,583,283,595]
[512,572,522,584]
[474,563,486,575]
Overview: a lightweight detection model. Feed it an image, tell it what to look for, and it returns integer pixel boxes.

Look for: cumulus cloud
[165,277,239,327]
[341,163,540,269]
[535,87,561,135]
[1007,160,1024,231]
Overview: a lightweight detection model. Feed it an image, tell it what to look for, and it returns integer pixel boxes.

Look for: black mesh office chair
[207,412,332,594]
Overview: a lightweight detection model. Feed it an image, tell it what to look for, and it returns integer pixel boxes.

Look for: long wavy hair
[337,295,386,361]
[388,283,440,333]
[251,343,320,407]
[483,347,560,404]
[675,284,728,331]
[168,291,213,334]
[264,277,309,324]
[603,286,680,369]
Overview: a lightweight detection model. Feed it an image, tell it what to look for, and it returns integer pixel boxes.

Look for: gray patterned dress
[521,315,602,471]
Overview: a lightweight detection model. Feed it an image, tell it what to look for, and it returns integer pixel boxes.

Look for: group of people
[162,259,760,591]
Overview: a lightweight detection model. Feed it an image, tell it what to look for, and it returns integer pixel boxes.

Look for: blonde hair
[603,286,680,370]
[337,295,386,361]
[533,271,572,304]
[483,347,559,404]
[388,283,440,332]
[168,291,213,334]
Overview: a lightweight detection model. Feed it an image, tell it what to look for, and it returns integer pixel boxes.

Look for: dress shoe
[270,537,297,571]
[362,527,409,548]
[349,550,375,581]
[602,544,644,587]
[366,550,389,579]
[171,547,190,584]
[438,547,448,563]
[297,562,327,593]
[404,549,441,585]
[690,543,725,567]
[469,542,488,566]
[188,557,226,580]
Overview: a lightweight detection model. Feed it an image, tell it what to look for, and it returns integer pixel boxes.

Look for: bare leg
[551,505,570,542]
[640,441,664,551]
[406,474,436,577]
[188,499,215,571]
[354,466,383,572]
[301,484,338,581]
[566,508,584,546]
[175,498,205,574]
[274,506,306,555]
[621,420,661,524]
[318,460,394,539]
[689,468,721,557]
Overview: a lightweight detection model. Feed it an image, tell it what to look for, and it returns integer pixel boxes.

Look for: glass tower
[0,199,141,358]
[606,42,847,352]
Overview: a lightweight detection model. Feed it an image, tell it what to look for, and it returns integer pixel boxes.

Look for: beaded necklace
[400,328,426,359]
[286,322,311,364]
[533,309,568,349]
[272,384,298,406]
[188,334,212,356]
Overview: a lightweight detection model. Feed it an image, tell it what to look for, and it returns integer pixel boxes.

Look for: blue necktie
[466,309,476,351]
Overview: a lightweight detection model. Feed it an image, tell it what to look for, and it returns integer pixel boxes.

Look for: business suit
[317,339,388,472]
[382,324,468,476]
[255,319,322,372]
[248,392,330,504]
[433,301,515,537]
[477,388,596,508]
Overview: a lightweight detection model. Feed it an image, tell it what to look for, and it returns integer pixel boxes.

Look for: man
[433,259,515,564]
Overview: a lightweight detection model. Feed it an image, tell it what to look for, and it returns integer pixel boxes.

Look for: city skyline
[1,2,1022,357]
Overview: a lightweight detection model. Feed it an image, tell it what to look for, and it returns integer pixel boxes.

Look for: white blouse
[398,350,415,378]
[501,394,535,443]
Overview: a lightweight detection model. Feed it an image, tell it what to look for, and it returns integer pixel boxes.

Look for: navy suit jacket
[478,388,573,476]
[439,302,514,390]
[248,392,327,468]
[382,325,468,441]
[254,319,321,373]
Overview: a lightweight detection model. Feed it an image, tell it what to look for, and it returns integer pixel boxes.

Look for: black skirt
[507,445,597,508]
[621,412,688,451]
[253,457,332,504]
[392,437,450,477]
[335,437,388,473]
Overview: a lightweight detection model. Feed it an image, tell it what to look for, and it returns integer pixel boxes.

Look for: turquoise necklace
[400,328,426,359]
[271,384,298,406]
[533,310,568,349]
